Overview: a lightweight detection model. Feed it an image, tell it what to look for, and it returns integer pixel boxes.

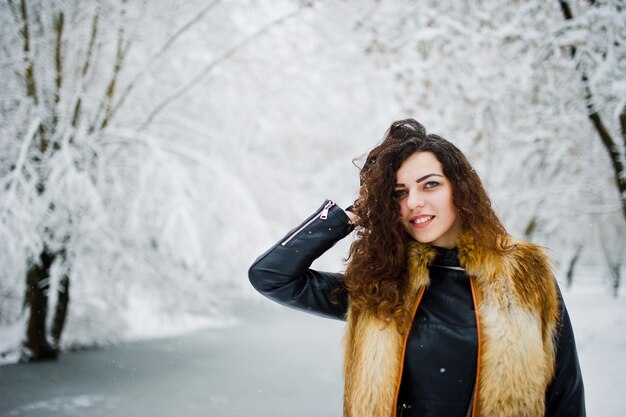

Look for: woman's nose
[407,190,425,209]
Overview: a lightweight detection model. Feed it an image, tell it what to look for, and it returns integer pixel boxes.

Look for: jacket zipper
[468,277,481,417]
[393,287,426,417]
[280,201,335,246]
[399,402,412,417]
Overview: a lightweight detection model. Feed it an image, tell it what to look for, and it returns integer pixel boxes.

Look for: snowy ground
[562,288,626,417]
[0,291,624,417]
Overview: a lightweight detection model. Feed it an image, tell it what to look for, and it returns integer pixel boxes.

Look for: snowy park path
[0,301,345,417]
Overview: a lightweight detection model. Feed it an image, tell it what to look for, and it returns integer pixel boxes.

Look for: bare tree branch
[19,0,49,156]
[109,0,222,124]
[141,6,305,128]
[98,32,131,131]
[71,8,100,129]
[559,0,626,221]
[19,0,37,104]
[52,11,64,137]
[621,104,626,150]
[81,10,99,77]
[88,6,131,133]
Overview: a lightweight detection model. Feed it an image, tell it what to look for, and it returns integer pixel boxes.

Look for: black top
[398,247,477,416]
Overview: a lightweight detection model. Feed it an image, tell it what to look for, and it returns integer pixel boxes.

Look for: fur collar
[343,233,559,417]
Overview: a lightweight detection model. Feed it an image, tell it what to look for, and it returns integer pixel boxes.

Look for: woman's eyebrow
[395,173,443,187]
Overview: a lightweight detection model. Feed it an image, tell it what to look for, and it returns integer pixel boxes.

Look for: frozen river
[0,302,345,417]
[2,291,626,417]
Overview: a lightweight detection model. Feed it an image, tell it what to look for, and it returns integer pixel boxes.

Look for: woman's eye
[424,181,440,189]
[394,190,408,198]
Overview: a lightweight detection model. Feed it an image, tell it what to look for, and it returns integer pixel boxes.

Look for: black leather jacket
[249,200,585,417]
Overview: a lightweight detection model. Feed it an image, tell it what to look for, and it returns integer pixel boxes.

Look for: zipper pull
[320,201,334,220]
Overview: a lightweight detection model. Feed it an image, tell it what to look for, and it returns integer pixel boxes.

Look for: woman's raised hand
[345,204,358,224]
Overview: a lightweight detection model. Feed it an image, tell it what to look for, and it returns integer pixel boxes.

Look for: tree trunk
[24,251,58,361]
[611,264,621,298]
[51,274,70,347]
[566,244,583,288]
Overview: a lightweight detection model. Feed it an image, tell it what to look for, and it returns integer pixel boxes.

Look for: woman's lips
[410,215,435,229]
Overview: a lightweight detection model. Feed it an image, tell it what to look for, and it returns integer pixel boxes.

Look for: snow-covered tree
[353,0,626,288]
[0,0,302,360]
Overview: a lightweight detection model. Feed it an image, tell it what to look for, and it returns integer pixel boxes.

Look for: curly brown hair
[344,119,507,325]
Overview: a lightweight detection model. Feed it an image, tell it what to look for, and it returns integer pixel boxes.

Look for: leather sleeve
[248,200,352,320]
[545,294,586,417]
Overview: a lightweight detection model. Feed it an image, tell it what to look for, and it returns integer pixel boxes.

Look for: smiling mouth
[410,215,435,225]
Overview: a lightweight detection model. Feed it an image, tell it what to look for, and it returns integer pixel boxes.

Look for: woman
[249,119,585,417]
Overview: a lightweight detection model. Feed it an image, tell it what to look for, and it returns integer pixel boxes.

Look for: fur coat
[342,233,560,417]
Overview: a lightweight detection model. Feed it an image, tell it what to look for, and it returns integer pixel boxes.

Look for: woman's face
[395,151,462,249]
